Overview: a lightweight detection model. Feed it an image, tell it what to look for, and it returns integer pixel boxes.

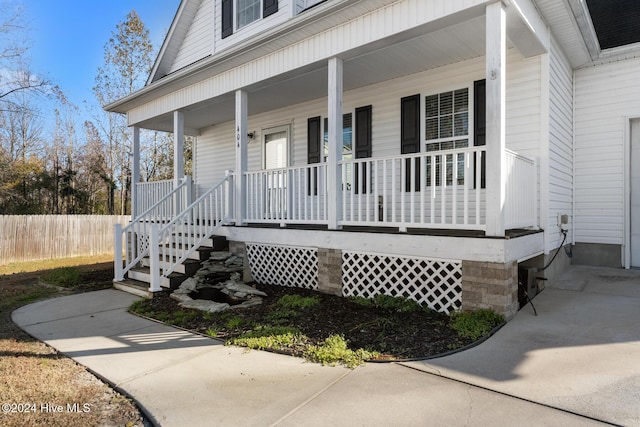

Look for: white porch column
[485,2,507,237]
[327,57,343,230]
[235,90,248,226]
[131,126,140,219]
[173,110,185,186]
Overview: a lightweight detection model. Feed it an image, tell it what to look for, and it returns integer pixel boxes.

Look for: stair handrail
[147,172,234,291]
[114,176,191,282]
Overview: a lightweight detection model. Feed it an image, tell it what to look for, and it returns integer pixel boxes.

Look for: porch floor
[233,223,542,240]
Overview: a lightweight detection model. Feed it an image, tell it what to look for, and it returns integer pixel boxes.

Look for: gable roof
[147,0,203,85]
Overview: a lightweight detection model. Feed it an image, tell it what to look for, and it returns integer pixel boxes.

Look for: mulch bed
[136,283,473,360]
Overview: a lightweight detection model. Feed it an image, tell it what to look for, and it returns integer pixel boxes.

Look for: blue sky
[24,0,181,112]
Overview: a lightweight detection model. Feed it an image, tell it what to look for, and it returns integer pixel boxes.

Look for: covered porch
[113,0,548,315]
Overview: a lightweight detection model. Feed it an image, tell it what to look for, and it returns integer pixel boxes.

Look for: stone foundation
[229,241,253,283]
[461,260,518,319]
[317,248,342,296]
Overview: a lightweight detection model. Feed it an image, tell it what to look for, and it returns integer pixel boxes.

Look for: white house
[107,0,640,319]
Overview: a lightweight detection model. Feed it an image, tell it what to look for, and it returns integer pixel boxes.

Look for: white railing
[114,176,192,282]
[135,179,175,217]
[149,173,233,290]
[339,147,487,230]
[505,149,537,229]
[244,164,328,224]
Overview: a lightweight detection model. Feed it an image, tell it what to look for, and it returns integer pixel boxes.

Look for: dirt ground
[0,262,146,427]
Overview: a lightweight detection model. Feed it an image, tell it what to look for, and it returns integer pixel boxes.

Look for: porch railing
[339,147,487,230]
[504,149,537,229]
[135,178,175,217]
[244,164,328,224]
[149,173,233,290]
[114,176,192,282]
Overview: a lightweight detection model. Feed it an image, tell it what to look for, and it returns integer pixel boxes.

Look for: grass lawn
[0,256,144,427]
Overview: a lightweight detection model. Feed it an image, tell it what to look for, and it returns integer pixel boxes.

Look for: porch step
[113,279,157,299]
[161,244,217,261]
[140,256,202,276]
[128,267,187,289]
[169,234,228,251]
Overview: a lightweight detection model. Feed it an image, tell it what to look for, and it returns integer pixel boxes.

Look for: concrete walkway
[12,266,639,426]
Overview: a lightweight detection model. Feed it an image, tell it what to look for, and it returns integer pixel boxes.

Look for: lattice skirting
[342,251,462,313]
[245,243,318,290]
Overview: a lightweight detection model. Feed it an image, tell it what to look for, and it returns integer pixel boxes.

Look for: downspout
[572,68,576,249]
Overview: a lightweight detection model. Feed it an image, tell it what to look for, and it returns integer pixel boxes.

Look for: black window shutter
[401,94,420,191]
[355,105,372,159]
[401,95,420,154]
[307,116,321,195]
[474,79,486,188]
[221,0,233,39]
[355,105,372,194]
[263,0,279,17]
[474,79,486,147]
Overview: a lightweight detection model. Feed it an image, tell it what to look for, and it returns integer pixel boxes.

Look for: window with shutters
[323,114,353,162]
[307,106,372,193]
[222,0,279,38]
[424,88,469,186]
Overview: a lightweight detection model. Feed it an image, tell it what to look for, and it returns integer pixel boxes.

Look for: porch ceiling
[138,9,536,135]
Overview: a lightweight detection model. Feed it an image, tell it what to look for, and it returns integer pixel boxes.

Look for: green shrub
[265,308,299,324]
[129,300,147,314]
[168,309,199,327]
[227,326,306,350]
[264,294,321,325]
[41,267,81,288]
[450,309,505,341]
[348,296,374,307]
[304,335,378,369]
[224,316,245,329]
[349,294,423,312]
[275,294,320,310]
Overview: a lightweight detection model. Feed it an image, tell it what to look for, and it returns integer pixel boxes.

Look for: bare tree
[93,10,154,215]
[0,2,52,111]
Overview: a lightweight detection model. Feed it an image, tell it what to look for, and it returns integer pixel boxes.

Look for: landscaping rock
[170,251,265,313]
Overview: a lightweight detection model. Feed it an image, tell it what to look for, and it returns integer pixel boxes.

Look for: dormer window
[222,0,279,38]
[237,0,260,29]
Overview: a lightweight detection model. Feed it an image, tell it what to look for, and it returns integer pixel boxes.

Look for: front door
[631,119,640,267]
[263,125,290,219]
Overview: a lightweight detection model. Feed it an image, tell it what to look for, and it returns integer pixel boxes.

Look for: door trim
[623,115,640,268]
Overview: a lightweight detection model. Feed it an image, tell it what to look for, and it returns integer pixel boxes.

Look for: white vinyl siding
[574,56,640,245]
[129,0,488,125]
[169,0,213,74]
[548,37,574,250]
[195,51,542,198]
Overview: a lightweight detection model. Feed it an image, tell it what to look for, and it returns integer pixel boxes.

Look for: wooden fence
[0,215,130,264]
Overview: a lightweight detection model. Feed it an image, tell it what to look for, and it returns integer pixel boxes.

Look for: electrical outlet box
[557,213,569,226]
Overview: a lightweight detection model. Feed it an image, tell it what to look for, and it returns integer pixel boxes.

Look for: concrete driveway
[404,265,640,426]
